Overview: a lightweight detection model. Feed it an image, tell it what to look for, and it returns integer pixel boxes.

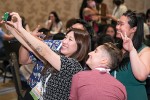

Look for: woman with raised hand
[111,10,150,100]
[4,12,91,100]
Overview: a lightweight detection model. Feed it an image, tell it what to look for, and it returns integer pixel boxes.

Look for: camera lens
[2,12,11,21]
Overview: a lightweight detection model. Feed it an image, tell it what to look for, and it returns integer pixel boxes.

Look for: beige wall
[104,0,150,14]
[0,0,150,30]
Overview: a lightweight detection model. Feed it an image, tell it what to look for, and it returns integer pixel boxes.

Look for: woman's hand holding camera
[7,12,23,31]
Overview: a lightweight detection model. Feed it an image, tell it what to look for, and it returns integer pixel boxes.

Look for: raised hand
[119,31,135,52]
[6,12,23,31]
[31,25,46,40]
[32,25,41,36]
[1,19,16,33]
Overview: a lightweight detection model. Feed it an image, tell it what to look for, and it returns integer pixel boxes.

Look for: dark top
[42,56,83,100]
[111,44,148,100]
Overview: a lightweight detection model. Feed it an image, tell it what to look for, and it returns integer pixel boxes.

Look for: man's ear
[100,58,108,65]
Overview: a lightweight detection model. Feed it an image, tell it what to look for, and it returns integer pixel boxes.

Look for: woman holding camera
[4,12,91,100]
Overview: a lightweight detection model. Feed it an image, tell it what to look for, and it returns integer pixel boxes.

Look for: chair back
[10,52,23,100]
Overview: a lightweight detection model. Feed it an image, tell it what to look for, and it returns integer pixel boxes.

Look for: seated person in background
[80,0,98,20]
[0,25,14,57]
[103,24,123,49]
[45,11,63,38]
[69,42,127,100]
[103,24,116,40]
[94,33,114,49]
[80,0,99,33]
[94,25,115,49]
[107,0,127,26]
[0,22,15,76]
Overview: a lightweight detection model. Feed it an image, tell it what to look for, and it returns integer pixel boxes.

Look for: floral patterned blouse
[42,56,83,100]
[27,40,62,88]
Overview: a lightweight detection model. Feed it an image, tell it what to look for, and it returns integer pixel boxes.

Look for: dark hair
[95,0,103,4]
[38,28,49,35]
[49,11,60,24]
[120,10,144,69]
[65,28,91,64]
[20,16,27,29]
[96,34,114,46]
[79,0,88,19]
[138,12,146,23]
[66,18,77,29]
[113,0,124,6]
[146,8,150,19]
[52,33,65,40]
[103,42,123,70]
[66,18,95,38]
[103,24,117,39]
[42,28,91,74]
[123,10,144,50]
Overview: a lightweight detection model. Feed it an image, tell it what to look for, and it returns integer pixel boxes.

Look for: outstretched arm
[7,12,61,71]
[4,20,46,64]
[19,25,46,64]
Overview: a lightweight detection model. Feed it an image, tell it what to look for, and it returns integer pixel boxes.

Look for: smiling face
[60,31,77,57]
[116,16,136,39]
[106,27,115,38]
[86,46,108,69]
